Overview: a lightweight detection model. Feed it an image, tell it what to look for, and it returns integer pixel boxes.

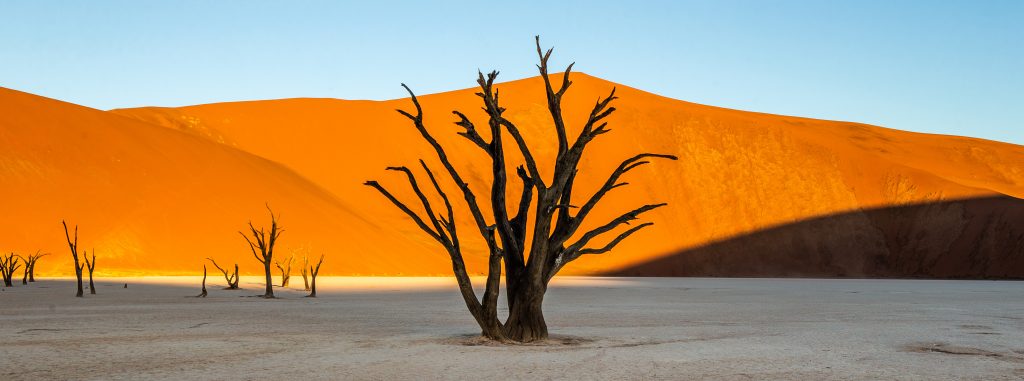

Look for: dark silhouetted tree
[84,249,96,294]
[0,253,21,287]
[274,253,294,287]
[306,254,324,298]
[240,206,283,298]
[61,220,86,297]
[207,258,240,289]
[21,251,49,284]
[366,37,676,342]
[195,265,208,298]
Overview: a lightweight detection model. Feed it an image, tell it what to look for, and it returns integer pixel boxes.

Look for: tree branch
[452,111,490,154]
[578,222,654,256]
[364,180,443,244]
[386,166,448,244]
[396,84,497,250]
[535,35,573,158]
[556,153,677,246]
[566,203,667,256]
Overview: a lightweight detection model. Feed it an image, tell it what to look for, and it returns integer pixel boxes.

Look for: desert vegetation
[61,220,87,297]
[299,254,311,291]
[274,253,294,287]
[195,265,208,298]
[1,253,22,287]
[19,251,49,284]
[306,254,324,298]
[84,249,97,294]
[239,206,284,298]
[366,37,676,342]
[207,258,240,289]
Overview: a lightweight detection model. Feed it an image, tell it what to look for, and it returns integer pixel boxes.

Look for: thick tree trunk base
[502,313,548,343]
[499,286,549,343]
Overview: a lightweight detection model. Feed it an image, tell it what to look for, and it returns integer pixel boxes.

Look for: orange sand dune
[111,73,1024,278]
[0,88,444,276]
[3,73,1022,278]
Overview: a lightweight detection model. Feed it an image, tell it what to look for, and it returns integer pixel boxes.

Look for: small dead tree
[61,220,86,297]
[366,37,676,342]
[300,254,311,291]
[195,265,208,298]
[18,254,28,285]
[207,258,240,289]
[274,253,294,287]
[0,253,21,287]
[25,251,49,282]
[306,254,324,298]
[17,254,28,284]
[240,205,284,298]
[84,249,97,294]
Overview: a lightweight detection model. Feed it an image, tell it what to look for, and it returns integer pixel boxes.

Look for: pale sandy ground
[2,277,1023,380]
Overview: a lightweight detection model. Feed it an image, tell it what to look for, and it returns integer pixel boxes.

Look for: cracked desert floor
[2,277,1023,380]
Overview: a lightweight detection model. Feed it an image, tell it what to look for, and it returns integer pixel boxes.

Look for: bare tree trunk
[262,260,273,297]
[85,250,96,295]
[207,258,240,289]
[306,254,324,298]
[20,255,28,285]
[75,263,84,296]
[62,221,85,297]
[27,252,47,282]
[275,254,293,287]
[196,265,208,297]
[300,255,310,291]
[239,205,283,299]
[502,286,548,342]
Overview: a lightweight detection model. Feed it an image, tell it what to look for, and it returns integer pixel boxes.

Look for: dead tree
[274,253,294,287]
[240,205,283,298]
[195,265,208,297]
[299,255,310,291]
[84,249,97,294]
[366,37,676,342]
[207,258,240,289]
[61,220,86,297]
[18,254,28,285]
[0,253,21,287]
[306,254,324,298]
[25,251,49,282]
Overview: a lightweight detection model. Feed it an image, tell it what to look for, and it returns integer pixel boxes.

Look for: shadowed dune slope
[111,73,1024,278]
[0,87,443,276]
[5,72,1023,277]
[610,196,1024,278]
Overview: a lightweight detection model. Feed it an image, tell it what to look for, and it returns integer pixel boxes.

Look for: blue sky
[1,1,1021,144]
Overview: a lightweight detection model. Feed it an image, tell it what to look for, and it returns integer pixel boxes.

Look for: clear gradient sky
[1,1,1021,144]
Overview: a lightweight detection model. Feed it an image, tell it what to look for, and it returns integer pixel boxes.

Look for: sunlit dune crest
[2,73,1022,278]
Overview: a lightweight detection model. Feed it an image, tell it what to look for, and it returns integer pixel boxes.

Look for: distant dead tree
[306,254,324,298]
[299,254,311,291]
[19,254,29,285]
[61,220,86,297]
[366,37,676,342]
[274,253,294,287]
[240,205,284,298]
[84,249,97,294]
[195,265,208,298]
[207,258,240,289]
[21,251,49,283]
[0,253,21,287]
